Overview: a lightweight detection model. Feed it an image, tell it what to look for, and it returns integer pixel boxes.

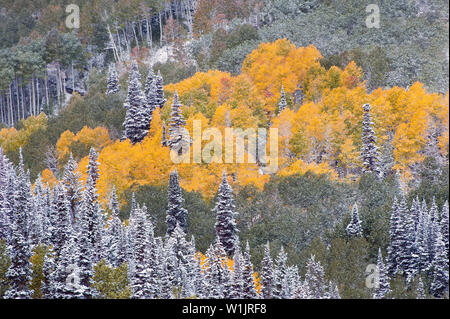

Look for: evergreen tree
[105,187,123,267]
[388,197,402,276]
[106,64,120,95]
[242,242,257,298]
[50,184,72,262]
[346,203,362,238]
[230,245,243,299]
[430,230,449,298]
[62,153,82,225]
[213,171,239,256]
[122,61,149,144]
[155,70,166,108]
[278,85,287,113]
[273,246,288,299]
[260,241,274,299]
[360,103,381,176]
[166,169,188,236]
[204,241,227,299]
[4,199,33,298]
[130,205,153,299]
[304,255,327,299]
[373,248,391,299]
[441,201,449,259]
[167,91,191,155]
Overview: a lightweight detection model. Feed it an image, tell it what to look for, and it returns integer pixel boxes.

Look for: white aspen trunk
[0,95,4,124]
[32,76,36,116]
[123,27,130,54]
[72,61,75,93]
[56,67,60,112]
[45,75,49,110]
[21,83,25,119]
[9,84,13,125]
[159,12,163,47]
[146,15,152,49]
[107,24,119,62]
[115,25,123,60]
[36,77,40,114]
[132,21,140,51]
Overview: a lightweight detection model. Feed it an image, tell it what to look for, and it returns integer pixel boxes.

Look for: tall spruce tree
[373,248,391,299]
[123,61,150,144]
[260,242,274,299]
[106,64,120,95]
[304,255,327,299]
[130,205,153,299]
[62,153,82,225]
[166,169,188,236]
[242,242,257,298]
[273,246,288,299]
[167,91,191,155]
[213,171,239,256]
[430,230,449,298]
[361,103,381,176]
[155,70,166,108]
[441,201,449,259]
[346,203,362,238]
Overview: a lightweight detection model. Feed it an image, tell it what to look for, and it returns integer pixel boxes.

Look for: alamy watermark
[65,4,80,29]
[365,4,380,29]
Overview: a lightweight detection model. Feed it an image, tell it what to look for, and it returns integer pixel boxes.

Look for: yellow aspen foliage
[56,126,112,163]
[0,113,48,153]
[41,168,57,187]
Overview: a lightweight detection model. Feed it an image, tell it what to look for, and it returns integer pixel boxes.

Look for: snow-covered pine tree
[204,241,227,299]
[242,242,257,298]
[373,248,391,299]
[222,260,233,299]
[106,64,120,95]
[130,205,153,299]
[346,203,362,238]
[155,70,166,108]
[50,183,72,262]
[441,201,449,259]
[278,85,287,113]
[273,246,288,299]
[52,232,81,299]
[230,244,243,299]
[388,196,401,276]
[410,197,421,232]
[123,61,149,144]
[361,103,381,177]
[260,241,274,299]
[167,91,191,155]
[4,205,33,299]
[82,148,104,264]
[213,171,239,257]
[166,169,188,236]
[41,248,56,298]
[105,186,123,267]
[416,204,431,273]
[304,255,327,299]
[62,153,82,225]
[428,198,440,263]
[430,230,449,298]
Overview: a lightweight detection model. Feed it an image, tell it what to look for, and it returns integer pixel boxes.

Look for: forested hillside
[0,0,448,300]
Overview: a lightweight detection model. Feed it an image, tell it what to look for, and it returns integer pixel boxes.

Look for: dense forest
[0,0,448,299]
